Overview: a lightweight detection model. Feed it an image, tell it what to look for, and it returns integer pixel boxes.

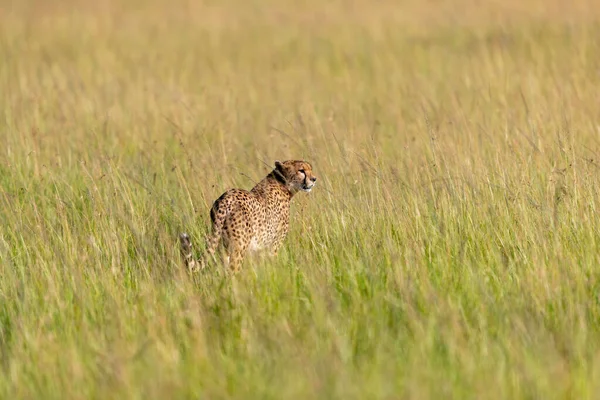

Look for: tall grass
[2,0,600,398]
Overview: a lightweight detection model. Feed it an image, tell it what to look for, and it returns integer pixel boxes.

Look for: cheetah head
[274,160,317,194]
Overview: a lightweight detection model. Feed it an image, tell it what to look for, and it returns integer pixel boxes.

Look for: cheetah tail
[179,233,201,272]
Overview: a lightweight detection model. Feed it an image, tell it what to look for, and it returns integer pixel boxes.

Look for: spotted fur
[180,160,317,273]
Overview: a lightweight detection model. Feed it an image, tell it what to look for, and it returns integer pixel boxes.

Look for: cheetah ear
[274,160,284,170]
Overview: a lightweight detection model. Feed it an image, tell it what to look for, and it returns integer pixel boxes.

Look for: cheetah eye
[298,169,305,174]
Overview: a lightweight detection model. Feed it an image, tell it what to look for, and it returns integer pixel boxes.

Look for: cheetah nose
[311,177,317,182]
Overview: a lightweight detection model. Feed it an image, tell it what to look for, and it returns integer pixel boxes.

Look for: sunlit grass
[1,0,600,398]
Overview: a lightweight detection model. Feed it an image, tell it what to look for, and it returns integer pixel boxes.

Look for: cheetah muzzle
[179,160,317,273]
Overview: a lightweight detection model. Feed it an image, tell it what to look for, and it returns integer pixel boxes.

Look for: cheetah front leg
[269,225,289,258]
[270,239,283,258]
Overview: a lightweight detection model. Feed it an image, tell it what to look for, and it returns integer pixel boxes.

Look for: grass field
[2,0,600,398]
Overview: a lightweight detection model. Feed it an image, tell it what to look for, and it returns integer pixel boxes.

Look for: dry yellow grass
[2,0,600,398]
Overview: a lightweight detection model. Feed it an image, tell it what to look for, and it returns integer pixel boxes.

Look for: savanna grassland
[2,0,600,398]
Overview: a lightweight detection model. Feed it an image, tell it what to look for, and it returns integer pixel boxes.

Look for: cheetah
[180,160,317,273]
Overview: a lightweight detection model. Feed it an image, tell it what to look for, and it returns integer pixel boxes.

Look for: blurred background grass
[2,0,600,398]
